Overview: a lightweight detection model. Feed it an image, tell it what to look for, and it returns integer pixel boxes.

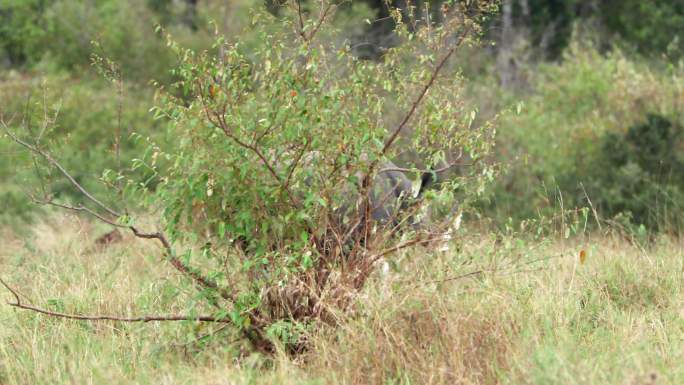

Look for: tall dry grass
[0,214,682,384]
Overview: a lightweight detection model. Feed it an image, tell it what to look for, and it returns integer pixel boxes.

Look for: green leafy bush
[0,0,49,66]
[583,114,684,230]
[5,2,498,352]
[485,44,684,232]
[144,4,498,351]
[0,0,217,83]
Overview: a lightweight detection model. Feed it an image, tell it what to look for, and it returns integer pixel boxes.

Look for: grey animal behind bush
[290,151,435,231]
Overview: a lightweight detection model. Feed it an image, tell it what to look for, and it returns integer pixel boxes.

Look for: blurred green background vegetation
[1,0,682,233]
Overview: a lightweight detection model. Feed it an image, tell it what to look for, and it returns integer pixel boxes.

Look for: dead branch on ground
[0,277,229,323]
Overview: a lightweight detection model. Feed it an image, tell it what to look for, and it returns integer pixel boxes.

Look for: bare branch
[294,0,307,40]
[416,269,484,287]
[2,122,121,218]
[306,1,335,42]
[2,121,232,301]
[381,26,471,156]
[9,303,230,323]
[0,277,21,305]
[28,195,230,298]
[291,0,335,43]
[283,141,312,190]
[127,227,233,301]
[378,149,464,175]
[370,235,445,263]
[1,277,229,323]
[30,195,129,229]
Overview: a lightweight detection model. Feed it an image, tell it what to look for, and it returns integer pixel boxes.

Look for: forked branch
[2,122,232,301]
[196,89,300,208]
[3,122,121,218]
[292,0,335,43]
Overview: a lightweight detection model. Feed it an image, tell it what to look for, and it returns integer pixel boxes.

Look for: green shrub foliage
[6,2,497,352]
[0,0,215,83]
[143,4,496,351]
[485,47,684,232]
[586,114,684,230]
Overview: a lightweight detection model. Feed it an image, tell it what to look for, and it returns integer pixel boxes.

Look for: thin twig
[404,253,564,290]
[0,277,21,305]
[357,25,472,241]
[32,196,128,228]
[283,141,311,190]
[295,0,307,40]
[378,149,464,175]
[8,304,230,323]
[2,123,121,218]
[370,236,445,263]
[381,26,471,156]
[1,277,228,323]
[2,122,232,301]
[419,269,485,286]
[292,0,334,43]
[305,2,335,42]
[580,182,602,231]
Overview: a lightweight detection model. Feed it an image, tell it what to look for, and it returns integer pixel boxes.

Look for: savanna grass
[1,215,682,384]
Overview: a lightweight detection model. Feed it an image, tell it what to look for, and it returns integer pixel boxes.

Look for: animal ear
[417,170,436,198]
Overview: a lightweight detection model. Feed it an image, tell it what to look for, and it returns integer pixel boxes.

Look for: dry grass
[0,214,682,384]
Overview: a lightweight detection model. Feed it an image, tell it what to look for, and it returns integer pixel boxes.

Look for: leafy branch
[1,120,232,301]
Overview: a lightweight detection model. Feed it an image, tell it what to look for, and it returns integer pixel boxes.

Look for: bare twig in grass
[370,236,446,264]
[401,252,564,291]
[0,277,229,323]
[580,182,603,231]
[420,269,486,285]
[1,121,232,301]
